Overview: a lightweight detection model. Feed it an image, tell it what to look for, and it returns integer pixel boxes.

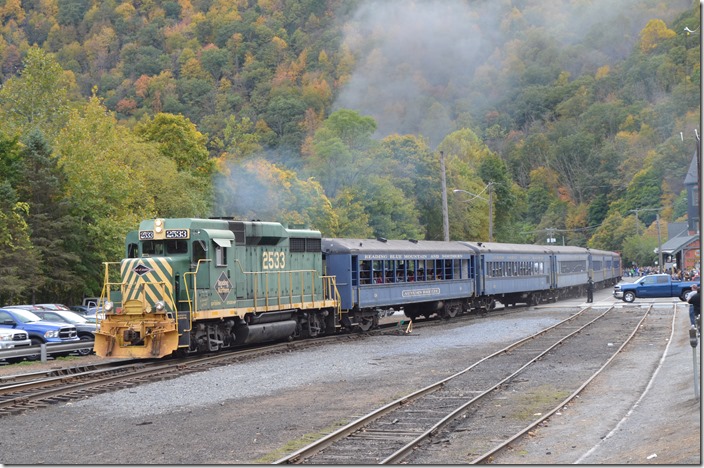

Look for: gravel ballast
[0,288,700,464]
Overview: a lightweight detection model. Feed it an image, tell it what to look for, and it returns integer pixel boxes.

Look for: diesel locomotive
[93,217,621,359]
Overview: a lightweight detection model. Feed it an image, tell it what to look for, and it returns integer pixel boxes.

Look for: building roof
[684,152,699,185]
[659,234,699,255]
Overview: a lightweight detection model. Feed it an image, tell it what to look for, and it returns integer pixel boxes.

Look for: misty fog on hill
[334,0,691,148]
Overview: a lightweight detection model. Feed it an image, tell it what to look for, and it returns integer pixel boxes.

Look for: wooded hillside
[0,0,699,304]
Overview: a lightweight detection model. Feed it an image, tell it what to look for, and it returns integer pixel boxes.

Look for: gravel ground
[0,286,700,464]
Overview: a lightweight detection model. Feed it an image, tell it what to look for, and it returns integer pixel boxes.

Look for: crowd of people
[623,265,700,281]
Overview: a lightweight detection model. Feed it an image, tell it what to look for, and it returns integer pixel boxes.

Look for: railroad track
[0,299,585,419]
[0,333,367,417]
[275,304,667,464]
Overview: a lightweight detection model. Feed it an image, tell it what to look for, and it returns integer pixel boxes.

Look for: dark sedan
[32,310,96,356]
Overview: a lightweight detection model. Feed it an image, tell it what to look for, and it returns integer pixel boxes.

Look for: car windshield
[58,311,89,324]
[9,308,42,323]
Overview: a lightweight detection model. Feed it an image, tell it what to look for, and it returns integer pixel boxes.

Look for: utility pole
[487,182,493,242]
[440,151,449,242]
[656,213,663,273]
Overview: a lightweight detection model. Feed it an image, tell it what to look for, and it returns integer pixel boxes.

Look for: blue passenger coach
[322,238,476,327]
[461,242,555,307]
[587,248,622,287]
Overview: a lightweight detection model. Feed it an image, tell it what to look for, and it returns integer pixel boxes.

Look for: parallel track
[275,304,662,464]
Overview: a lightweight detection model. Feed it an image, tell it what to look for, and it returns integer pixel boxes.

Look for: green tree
[0,46,73,141]
[15,129,84,303]
[134,113,214,179]
[0,186,41,305]
[307,109,377,199]
[346,176,423,240]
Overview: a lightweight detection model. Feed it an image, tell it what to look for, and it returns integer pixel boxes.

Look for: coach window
[360,261,371,284]
[407,260,416,281]
[385,260,394,282]
[454,260,461,279]
[372,261,383,283]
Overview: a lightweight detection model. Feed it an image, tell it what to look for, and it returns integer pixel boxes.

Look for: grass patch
[254,419,350,464]
[510,384,570,421]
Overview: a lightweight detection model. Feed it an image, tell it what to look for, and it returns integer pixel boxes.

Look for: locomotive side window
[215,246,227,266]
[192,240,206,263]
[127,243,139,258]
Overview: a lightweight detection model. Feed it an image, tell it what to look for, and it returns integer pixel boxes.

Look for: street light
[453,182,494,241]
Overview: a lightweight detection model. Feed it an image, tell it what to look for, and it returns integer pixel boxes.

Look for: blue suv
[0,307,80,360]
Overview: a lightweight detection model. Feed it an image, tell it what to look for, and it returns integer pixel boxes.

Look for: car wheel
[680,290,691,302]
[27,338,44,361]
[77,335,94,356]
[623,291,636,303]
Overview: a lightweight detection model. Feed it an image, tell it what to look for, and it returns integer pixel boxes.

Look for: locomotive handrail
[183,258,211,335]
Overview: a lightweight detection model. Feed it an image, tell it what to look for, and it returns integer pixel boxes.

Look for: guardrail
[0,341,94,364]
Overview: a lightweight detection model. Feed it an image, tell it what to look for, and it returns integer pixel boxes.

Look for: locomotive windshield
[142,239,188,256]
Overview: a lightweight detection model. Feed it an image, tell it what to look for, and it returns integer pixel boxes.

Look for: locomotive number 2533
[262,251,286,270]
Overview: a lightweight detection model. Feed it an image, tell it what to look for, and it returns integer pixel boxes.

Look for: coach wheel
[623,291,636,303]
[443,306,458,319]
[358,316,377,332]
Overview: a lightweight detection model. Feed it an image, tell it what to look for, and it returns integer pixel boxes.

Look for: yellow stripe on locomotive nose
[121,258,174,307]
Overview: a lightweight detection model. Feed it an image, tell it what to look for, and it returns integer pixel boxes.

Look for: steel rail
[274,306,600,464]
[380,306,617,464]
[468,303,657,464]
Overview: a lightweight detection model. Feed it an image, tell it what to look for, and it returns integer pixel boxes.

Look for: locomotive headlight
[155,301,166,312]
[104,301,114,312]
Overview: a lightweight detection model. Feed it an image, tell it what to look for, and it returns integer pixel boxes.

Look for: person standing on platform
[586,277,594,303]
[686,284,700,328]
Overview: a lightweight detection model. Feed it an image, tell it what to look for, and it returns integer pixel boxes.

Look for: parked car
[3,304,47,311]
[83,306,105,324]
[614,274,700,302]
[0,307,80,360]
[32,310,96,356]
[35,304,72,311]
[0,328,32,363]
[69,305,90,314]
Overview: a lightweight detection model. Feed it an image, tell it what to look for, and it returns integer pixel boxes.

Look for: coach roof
[322,238,471,256]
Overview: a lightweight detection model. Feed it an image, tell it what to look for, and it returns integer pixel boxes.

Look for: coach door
[549,255,558,289]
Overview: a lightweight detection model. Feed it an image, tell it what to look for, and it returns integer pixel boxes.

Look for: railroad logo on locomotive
[215,271,233,302]
[132,263,153,276]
